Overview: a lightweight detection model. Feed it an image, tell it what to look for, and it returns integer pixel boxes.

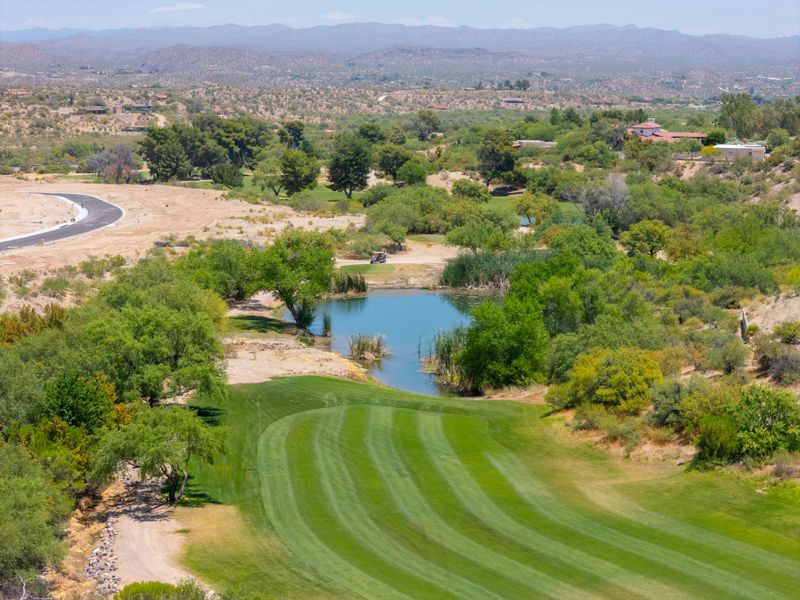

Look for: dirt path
[112,479,195,589]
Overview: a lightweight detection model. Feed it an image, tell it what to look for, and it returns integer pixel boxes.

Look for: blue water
[295,289,486,396]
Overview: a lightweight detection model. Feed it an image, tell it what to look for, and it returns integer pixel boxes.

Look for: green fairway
[187,377,800,599]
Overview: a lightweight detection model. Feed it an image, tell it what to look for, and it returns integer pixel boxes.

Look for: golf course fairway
[185,377,800,599]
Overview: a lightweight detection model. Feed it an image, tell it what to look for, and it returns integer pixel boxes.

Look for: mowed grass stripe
[368,406,602,600]
[312,407,491,600]
[338,406,527,600]
[415,413,686,600]
[489,452,787,600]
[258,413,413,600]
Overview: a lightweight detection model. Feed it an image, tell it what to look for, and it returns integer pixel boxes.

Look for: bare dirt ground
[112,480,193,589]
[426,170,472,191]
[337,239,457,267]
[0,191,78,239]
[0,176,362,276]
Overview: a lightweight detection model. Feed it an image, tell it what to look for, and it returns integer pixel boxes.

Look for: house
[79,106,110,115]
[627,118,706,143]
[713,143,766,161]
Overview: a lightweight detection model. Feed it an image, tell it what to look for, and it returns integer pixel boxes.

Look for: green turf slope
[187,377,800,599]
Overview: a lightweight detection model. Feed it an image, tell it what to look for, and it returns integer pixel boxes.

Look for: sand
[0,191,78,240]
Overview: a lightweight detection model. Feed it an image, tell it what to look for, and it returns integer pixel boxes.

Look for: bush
[774,321,800,345]
[731,385,800,461]
[115,579,208,599]
[679,383,738,434]
[344,232,387,259]
[648,377,691,429]
[696,414,740,464]
[708,339,749,374]
[440,249,551,288]
[331,272,367,294]
[348,334,389,360]
[431,326,471,390]
[548,347,663,415]
[769,351,800,385]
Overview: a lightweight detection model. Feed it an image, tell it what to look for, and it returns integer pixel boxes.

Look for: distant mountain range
[1,23,797,93]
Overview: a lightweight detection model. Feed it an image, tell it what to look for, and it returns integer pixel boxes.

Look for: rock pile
[85,515,120,595]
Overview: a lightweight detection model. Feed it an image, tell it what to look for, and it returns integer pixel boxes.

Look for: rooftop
[714,143,765,149]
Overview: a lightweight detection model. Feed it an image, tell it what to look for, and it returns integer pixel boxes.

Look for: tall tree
[280,149,320,195]
[328,132,372,199]
[376,143,412,181]
[717,93,759,139]
[94,406,223,503]
[414,109,441,141]
[477,128,515,185]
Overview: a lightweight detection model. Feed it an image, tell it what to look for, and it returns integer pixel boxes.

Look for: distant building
[627,117,706,143]
[5,88,31,97]
[502,97,526,104]
[713,143,766,161]
[512,140,558,149]
[428,104,449,111]
[79,106,110,115]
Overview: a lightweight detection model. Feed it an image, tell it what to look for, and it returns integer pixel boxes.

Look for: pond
[292,289,488,396]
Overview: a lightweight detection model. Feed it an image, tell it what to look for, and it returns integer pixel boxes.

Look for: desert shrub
[344,232,386,258]
[769,351,800,384]
[451,178,491,202]
[287,192,328,213]
[731,385,800,460]
[40,276,70,298]
[115,579,208,599]
[571,403,611,430]
[772,452,800,479]
[751,332,785,372]
[360,183,395,207]
[680,383,738,434]
[547,347,663,415]
[603,416,642,456]
[708,338,749,373]
[774,321,800,344]
[648,377,692,429]
[696,414,740,464]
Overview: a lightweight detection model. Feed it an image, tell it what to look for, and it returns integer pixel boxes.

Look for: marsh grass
[348,334,389,361]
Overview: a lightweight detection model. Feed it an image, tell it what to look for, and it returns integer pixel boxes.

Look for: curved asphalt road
[0,192,124,252]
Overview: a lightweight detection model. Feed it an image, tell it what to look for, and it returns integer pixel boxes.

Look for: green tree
[414,109,441,141]
[477,128,515,184]
[717,93,759,139]
[259,230,335,328]
[620,220,671,257]
[150,139,191,181]
[328,132,372,199]
[252,157,284,196]
[94,406,223,503]
[376,143,411,181]
[575,141,616,168]
[44,370,115,432]
[209,162,243,188]
[357,122,386,144]
[515,191,553,227]
[452,179,492,203]
[0,445,70,581]
[278,120,306,149]
[179,239,262,302]
[766,128,790,152]
[446,219,510,253]
[396,157,428,184]
[280,149,319,195]
[704,128,727,146]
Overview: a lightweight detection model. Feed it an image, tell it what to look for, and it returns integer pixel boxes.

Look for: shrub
[548,347,663,415]
[451,178,491,202]
[696,414,740,464]
[680,383,738,434]
[648,377,691,429]
[708,339,749,374]
[331,272,367,294]
[440,249,551,288]
[344,232,387,259]
[115,579,208,599]
[431,326,471,389]
[40,277,70,298]
[731,385,800,460]
[774,321,800,345]
[769,351,800,385]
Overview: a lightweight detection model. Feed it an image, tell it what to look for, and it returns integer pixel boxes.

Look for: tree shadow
[226,314,291,335]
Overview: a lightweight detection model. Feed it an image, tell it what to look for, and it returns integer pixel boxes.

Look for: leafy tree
[280,149,319,195]
[515,191,553,227]
[94,406,223,503]
[179,239,262,302]
[376,143,411,180]
[150,139,192,181]
[44,370,115,432]
[0,445,70,582]
[278,120,306,149]
[575,141,616,168]
[357,122,386,144]
[328,132,372,198]
[446,219,509,253]
[704,128,727,146]
[209,162,243,188]
[258,230,335,328]
[414,109,441,141]
[253,157,284,196]
[396,157,428,184]
[766,128,790,152]
[717,93,758,139]
[459,297,549,390]
[549,225,619,270]
[620,220,671,257]
[378,221,407,249]
[452,179,492,203]
[477,128,515,184]
[665,223,704,260]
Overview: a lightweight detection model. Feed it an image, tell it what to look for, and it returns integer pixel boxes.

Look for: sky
[1,0,799,38]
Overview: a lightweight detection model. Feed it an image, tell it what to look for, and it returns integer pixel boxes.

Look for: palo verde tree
[94,406,223,503]
[328,131,372,199]
[620,219,672,257]
[258,230,335,328]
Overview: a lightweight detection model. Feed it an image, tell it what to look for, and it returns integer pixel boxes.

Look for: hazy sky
[2,0,799,37]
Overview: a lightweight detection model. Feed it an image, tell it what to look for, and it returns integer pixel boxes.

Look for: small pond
[290,289,488,396]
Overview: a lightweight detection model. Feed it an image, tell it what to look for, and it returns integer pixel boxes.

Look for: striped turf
[188,377,800,599]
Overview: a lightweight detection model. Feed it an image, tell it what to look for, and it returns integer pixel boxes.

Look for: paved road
[0,192,123,252]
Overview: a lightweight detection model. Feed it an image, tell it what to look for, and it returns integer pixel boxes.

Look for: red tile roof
[631,121,662,129]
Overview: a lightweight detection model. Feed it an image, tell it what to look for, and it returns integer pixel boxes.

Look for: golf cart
[369,251,387,264]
